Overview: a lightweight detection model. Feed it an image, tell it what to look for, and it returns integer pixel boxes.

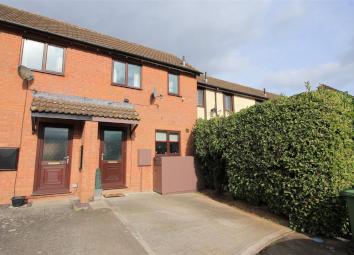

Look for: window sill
[112,83,142,91]
[155,154,181,157]
[168,93,181,97]
[31,69,64,77]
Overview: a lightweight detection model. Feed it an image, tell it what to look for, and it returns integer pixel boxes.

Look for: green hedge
[194,88,354,237]
[194,117,227,193]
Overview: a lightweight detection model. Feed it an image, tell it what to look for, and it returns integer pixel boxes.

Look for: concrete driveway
[105,192,291,255]
[0,199,147,255]
[0,192,291,255]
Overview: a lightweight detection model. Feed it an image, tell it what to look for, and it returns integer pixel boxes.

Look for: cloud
[264,36,354,95]
[263,60,354,95]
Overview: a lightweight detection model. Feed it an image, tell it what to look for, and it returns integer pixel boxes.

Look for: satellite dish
[18,65,34,81]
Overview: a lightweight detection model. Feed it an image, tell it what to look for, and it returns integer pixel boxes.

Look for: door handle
[64,156,70,164]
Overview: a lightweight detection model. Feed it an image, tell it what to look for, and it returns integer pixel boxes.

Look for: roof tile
[197,75,278,100]
[31,92,140,121]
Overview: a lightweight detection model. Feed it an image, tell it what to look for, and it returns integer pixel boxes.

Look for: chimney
[263,88,266,96]
[182,56,186,66]
[204,72,208,82]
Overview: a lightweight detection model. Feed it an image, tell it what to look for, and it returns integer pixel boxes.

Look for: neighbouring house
[0,4,277,205]
[197,74,277,119]
[0,4,201,205]
[318,84,353,97]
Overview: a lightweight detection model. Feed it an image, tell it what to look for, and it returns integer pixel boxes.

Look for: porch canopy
[30,91,140,133]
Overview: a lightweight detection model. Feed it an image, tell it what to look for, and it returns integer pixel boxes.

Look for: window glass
[156,132,167,141]
[156,142,167,155]
[42,127,69,161]
[21,39,44,70]
[224,95,232,111]
[169,142,179,154]
[128,64,141,88]
[46,45,64,73]
[113,61,126,84]
[0,148,19,170]
[103,130,122,160]
[169,133,179,142]
[168,74,179,95]
[197,89,204,106]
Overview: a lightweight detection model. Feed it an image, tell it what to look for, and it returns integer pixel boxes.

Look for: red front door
[34,124,72,195]
[100,128,126,189]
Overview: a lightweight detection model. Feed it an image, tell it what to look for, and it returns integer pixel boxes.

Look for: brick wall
[0,30,197,204]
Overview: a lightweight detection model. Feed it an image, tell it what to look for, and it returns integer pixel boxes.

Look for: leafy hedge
[194,117,227,193]
[194,88,354,237]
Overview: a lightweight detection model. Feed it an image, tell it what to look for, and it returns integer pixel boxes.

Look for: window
[168,73,179,95]
[46,45,64,73]
[224,94,233,114]
[197,89,205,107]
[21,39,65,74]
[0,148,19,170]
[155,131,180,155]
[112,60,141,88]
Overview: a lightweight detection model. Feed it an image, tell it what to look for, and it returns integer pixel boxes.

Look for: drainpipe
[214,89,218,117]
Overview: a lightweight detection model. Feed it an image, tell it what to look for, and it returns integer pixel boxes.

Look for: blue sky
[1,0,353,95]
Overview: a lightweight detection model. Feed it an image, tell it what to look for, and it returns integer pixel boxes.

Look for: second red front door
[100,128,125,189]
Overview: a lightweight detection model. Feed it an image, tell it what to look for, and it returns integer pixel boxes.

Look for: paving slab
[106,192,292,255]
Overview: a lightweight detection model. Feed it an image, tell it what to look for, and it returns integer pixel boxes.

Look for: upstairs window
[168,73,179,95]
[112,60,141,89]
[224,94,233,113]
[21,39,65,74]
[155,131,180,156]
[197,89,205,107]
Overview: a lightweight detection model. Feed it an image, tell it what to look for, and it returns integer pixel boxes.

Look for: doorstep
[28,192,77,204]
[102,188,128,197]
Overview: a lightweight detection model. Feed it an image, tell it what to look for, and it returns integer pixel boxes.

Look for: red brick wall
[0,30,197,204]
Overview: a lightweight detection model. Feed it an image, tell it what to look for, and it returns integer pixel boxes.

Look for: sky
[1,0,354,95]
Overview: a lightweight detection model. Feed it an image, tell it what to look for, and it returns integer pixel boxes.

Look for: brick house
[197,74,277,119]
[0,4,278,205]
[0,4,201,205]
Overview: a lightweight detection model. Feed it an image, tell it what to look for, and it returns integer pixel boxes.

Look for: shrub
[194,88,354,236]
[193,117,227,193]
[224,89,353,236]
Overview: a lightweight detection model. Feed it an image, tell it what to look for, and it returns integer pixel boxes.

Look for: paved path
[0,192,293,255]
[0,200,147,255]
[105,192,291,255]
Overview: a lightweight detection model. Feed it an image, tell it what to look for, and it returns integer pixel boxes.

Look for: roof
[318,84,342,92]
[317,84,353,98]
[0,4,199,74]
[31,92,140,121]
[197,75,278,100]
